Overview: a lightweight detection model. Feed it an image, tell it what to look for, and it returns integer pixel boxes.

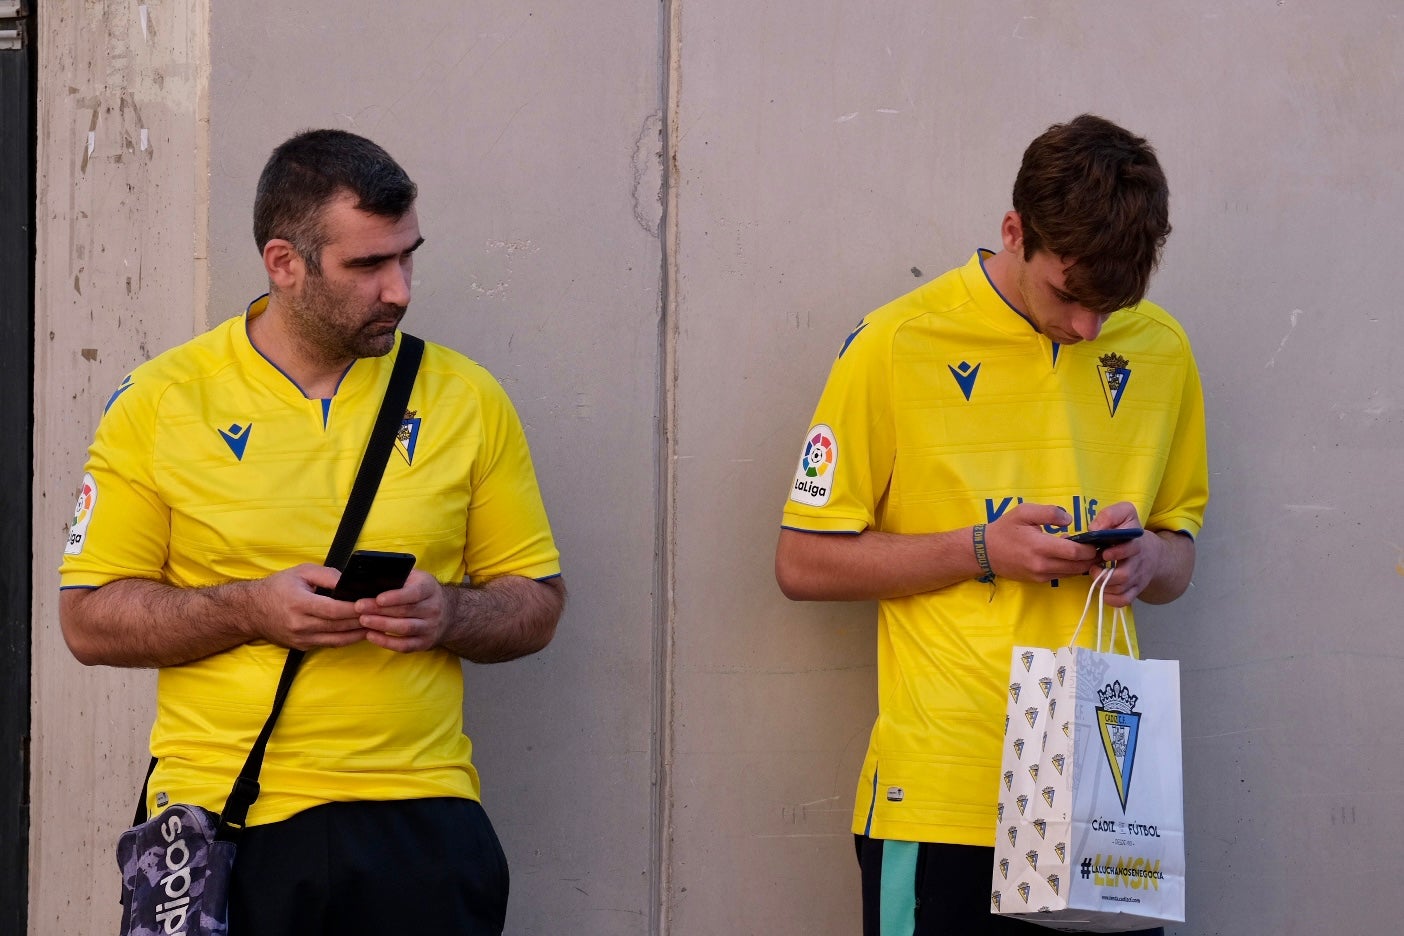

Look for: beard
[285,272,406,364]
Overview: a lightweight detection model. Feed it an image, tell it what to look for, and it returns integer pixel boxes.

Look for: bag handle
[1068,564,1132,655]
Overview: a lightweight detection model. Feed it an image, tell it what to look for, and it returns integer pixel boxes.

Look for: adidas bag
[991,569,1186,932]
[117,803,233,935]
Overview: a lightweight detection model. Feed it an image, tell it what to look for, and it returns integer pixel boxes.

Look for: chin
[356,335,397,358]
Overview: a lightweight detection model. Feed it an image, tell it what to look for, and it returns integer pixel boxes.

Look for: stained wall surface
[32,2,1404,935]
[30,2,208,933]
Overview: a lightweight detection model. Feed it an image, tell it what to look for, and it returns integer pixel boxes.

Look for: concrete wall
[32,1,1404,934]
[670,4,1404,933]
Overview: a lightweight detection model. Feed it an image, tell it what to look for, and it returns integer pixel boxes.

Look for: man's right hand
[245,564,369,649]
[983,503,1100,582]
[60,564,369,669]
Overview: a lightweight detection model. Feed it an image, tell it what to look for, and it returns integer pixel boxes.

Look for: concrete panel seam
[652,1,683,934]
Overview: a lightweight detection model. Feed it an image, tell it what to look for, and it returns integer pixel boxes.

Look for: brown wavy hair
[1012,115,1170,314]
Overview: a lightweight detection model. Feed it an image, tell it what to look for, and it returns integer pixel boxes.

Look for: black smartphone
[328,550,416,601]
[1066,528,1144,547]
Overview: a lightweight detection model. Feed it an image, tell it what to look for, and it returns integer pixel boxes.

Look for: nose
[381,259,412,307]
[1071,308,1108,342]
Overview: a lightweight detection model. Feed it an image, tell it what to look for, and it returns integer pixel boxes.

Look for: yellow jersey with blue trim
[60,299,561,825]
[780,252,1208,845]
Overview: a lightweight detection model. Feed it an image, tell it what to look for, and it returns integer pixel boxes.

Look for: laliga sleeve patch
[789,424,838,507]
[65,473,97,556]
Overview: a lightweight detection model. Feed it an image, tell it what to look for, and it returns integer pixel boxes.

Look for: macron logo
[948,361,981,401]
[218,423,252,461]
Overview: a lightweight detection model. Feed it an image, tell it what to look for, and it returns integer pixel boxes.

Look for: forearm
[60,578,258,668]
[774,527,982,602]
[438,575,565,663]
[1136,531,1196,604]
[776,504,1115,602]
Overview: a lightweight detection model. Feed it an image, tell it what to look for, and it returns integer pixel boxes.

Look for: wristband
[972,523,996,583]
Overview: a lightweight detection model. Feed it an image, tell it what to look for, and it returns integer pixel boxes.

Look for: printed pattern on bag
[117,804,233,936]
[992,648,1068,920]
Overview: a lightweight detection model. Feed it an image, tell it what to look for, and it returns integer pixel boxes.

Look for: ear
[999,211,1026,255]
[262,239,305,292]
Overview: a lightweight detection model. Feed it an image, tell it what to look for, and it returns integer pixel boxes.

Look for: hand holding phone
[326,550,417,602]
[1065,528,1144,548]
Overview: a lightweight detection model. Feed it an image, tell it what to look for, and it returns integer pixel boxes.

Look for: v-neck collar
[238,294,387,404]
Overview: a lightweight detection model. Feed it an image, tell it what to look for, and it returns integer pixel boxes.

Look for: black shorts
[856,836,1164,936]
[228,797,509,936]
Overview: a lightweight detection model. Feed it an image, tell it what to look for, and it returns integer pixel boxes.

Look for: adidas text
[155,815,192,934]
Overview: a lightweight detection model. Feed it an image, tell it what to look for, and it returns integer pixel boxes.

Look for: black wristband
[972,523,996,583]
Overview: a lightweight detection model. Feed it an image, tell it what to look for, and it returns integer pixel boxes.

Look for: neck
[981,249,1021,312]
[247,297,353,398]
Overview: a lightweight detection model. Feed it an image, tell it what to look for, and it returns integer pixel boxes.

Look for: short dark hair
[1012,114,1171,314]
[253,129,418,273]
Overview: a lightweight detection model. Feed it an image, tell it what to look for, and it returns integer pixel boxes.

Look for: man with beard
[59,130,564,934]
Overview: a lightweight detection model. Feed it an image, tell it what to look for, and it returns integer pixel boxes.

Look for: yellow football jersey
[61,299,561,824]
[781,252,1208,845]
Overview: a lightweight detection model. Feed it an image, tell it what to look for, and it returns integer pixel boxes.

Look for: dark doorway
[0,1,35,931]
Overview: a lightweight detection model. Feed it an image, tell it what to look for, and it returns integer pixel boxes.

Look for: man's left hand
[353,569,451,653]
[1086,501,1197,607]
[353,572,565,660]
[1082,502,1156,607]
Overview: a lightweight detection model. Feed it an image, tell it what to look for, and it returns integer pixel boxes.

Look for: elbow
[68,646,108,668]
[59,589,112,666]
[774,550,815,602]
[774,527,851,601]
[60,619,107,667]
[526,578,565,654]
[775,569,804,601]
[527,616,558,655]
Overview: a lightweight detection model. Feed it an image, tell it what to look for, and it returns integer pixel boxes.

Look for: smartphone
[1065,528,1144,547]
[327,550,416,601]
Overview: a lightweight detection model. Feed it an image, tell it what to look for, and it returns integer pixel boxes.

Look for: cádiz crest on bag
[1094,680,1141,812]
[117,803,233,936]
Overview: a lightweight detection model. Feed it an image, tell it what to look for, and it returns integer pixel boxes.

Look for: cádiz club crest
[394,410,421,466]
[1097,352,1131,417]
[1096,680,1141,811]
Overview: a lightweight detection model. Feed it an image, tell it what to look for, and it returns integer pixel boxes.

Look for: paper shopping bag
[990,600,1185,930]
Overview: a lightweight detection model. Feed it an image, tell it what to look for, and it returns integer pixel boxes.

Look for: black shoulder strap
[321,334,426,573]
[133,335,425,836]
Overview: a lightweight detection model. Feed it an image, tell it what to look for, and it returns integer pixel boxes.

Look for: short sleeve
[1145,340,1209,538]
[780,318,897,534]
[462,380,561,584]
[58,373,172,587]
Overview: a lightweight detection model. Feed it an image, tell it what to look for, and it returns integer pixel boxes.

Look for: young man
[775,115,1207,935]
[60,130,565,934]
